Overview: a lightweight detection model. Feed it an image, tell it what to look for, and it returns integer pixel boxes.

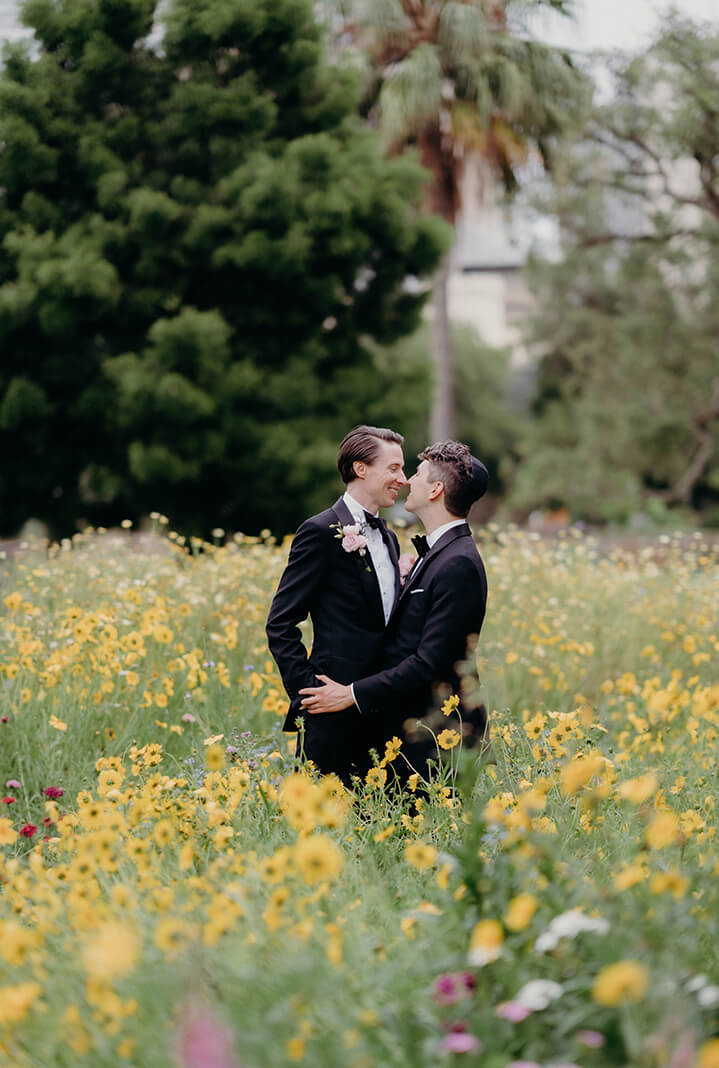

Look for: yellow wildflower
[592,961,648,1006]
[468,919,503,966]
[404,842,438,871]
[645,810,680,849]
[82,922,140,981]
[617,773,658,804]
[0,982,43,1024]
[294,834,343,885]
[504,894,538,932]
[437,729,461,750]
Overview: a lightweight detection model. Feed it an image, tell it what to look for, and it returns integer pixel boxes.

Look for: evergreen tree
[0,0,448,536]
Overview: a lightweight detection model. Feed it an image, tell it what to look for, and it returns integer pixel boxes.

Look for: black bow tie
[364,511,385,531]
[411,533,429,557]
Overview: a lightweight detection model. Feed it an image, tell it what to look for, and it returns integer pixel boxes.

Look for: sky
[1,0,718,50]
[532,0,717,53]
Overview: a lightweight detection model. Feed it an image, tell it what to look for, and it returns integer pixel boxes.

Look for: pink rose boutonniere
[398,553,416,585]
[340,524,368,555]
[331,521,371,570]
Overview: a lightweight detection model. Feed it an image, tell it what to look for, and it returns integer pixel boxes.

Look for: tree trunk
[430,252,455,442]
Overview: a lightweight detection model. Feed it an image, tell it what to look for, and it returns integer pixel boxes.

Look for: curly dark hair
[418,440,474,517]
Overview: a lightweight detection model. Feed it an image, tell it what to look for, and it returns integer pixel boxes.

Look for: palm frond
[378,42,443,144]
[438,3,488,63]
[357,0,412,41]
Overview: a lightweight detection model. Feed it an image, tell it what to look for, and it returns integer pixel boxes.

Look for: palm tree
[322,0,587,440]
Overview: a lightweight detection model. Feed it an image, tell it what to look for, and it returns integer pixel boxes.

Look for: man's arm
[265,521,329,701]
[300,557,486,714]
[353,557,486,711]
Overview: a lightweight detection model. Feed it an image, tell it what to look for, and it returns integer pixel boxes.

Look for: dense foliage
[513,16,719,526]
[0,0,448,537]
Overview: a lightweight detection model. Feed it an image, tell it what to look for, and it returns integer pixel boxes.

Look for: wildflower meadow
[0,524,718,1068]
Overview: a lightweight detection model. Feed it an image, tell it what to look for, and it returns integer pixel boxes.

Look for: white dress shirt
[343,491,396,624]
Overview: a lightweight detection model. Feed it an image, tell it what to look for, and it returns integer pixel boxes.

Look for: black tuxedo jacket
[266,497,400,734]
[353,524,487,737]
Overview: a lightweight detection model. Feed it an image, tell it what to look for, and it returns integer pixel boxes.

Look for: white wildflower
[534,909,609,953]
[515,979,564,1011]
[698,986,719,1009]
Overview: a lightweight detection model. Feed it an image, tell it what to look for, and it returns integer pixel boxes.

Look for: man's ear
[428,480,444,502]
[353,460,366,480]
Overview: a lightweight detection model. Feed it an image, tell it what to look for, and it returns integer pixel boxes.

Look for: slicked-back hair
[337,425,404,484]
[419,441,474,517]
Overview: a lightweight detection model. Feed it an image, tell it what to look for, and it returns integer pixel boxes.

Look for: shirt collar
[426,518,466,549]
[343,490,377,525]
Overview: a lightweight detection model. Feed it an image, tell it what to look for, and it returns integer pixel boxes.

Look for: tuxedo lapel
[394,524,472,611]
[331,498,385,624]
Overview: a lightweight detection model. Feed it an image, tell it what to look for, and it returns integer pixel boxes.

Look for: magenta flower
[438,1032,482,1054]
[496,1001,532,1023]
[433,973,474,1006]
[43,786,64,799]
[19,824,37,837]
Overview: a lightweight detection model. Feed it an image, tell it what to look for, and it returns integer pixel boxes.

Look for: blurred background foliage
[0,0,717,536]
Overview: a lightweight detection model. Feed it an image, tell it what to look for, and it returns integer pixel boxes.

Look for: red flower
[1,797,15,805]
[41,816,53,826]
[43,786,64,799]
[1,716,9,723]
[19,824,37,837]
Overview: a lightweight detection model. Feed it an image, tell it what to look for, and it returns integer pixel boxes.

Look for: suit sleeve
[353,556,486,711]
[265,520,329,700]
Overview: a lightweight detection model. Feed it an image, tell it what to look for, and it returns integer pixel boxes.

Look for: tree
[0,0,449,537]
[373,320,520,495]
[511,15,719,524]
[319,0,586,440]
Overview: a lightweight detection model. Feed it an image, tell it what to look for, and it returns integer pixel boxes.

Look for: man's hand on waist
[299,675,354,714]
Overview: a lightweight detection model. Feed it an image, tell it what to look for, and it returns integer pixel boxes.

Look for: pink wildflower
[496,1001,532,1023]
[43,786,64,799]
[19,824,37,837]
[177,999,241,1068]
[5,779,21,789]
[438,1032,482,1054]
[576,1030,605,1048]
